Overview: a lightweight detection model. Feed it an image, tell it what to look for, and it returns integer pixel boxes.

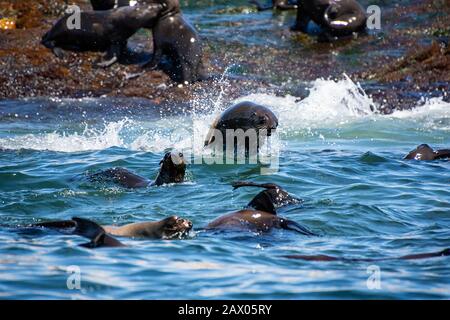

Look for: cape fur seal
[33,216,193,248]
[41,4,164,67]
[205,182,316,236]
[141,0,208,83]
[404,144,450,161]
[250,0,298,11]
[291,0,367,38]
[232,181,301,214]
[204,101,278,152]
[89,151,186,188]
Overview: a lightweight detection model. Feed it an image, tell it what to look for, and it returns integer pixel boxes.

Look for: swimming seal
[282,248,450,262]
[89,151,186,188]
[291,0,367,38]
[206,209,316,235]
[250,0,298,11]
[41,4,164,67]
[205,183,316,236]
[33,215,193,248]
[404,144,450,161]
[90,0,130,10]
[232,181,301,214]
[204,101,278,152]
[141,0,208,83]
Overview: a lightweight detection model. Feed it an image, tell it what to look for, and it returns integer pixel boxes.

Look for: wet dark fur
[89,151,186,188]
[291,0,367,39]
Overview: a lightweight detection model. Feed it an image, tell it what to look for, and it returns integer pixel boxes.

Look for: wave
[1,76,449,153]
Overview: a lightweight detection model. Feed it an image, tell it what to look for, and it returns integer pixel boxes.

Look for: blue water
[0,1,449,299]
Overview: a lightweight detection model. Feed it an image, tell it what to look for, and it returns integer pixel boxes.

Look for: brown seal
[33,216,193,248]
[41,4,164,67]
[89,151,186,188]
[291,0,367,39]
[404,144,450,161]
[204,101,278,152]
[141,0,208,83]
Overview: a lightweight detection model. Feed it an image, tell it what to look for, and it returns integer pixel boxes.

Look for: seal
[41,4,164,67]
[232,181,301,214]
[89,151,186,188]
[282,248,450,262]
[90,0,130,10]
[203,101,278,151]
[404,144,450,161]
[33,215,193,248]
[141,0,208,83]
[205,183,316,236]
[206,209,316,235]
[291,0,367,38]
[250,0,298,11]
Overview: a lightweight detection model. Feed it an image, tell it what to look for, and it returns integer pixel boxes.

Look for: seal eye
[179,152,183,158]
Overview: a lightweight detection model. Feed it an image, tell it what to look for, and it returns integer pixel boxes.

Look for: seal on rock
[291,0,367,39]
[89,151,186,188]
[141,0,208,83]
[404,144,450,161]
[41,4,164,67]
[232,181,301,214]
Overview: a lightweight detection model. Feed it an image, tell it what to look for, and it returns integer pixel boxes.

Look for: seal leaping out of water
[41,4,164,67]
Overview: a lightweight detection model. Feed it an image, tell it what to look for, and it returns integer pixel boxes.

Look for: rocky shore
[0,0,449,112]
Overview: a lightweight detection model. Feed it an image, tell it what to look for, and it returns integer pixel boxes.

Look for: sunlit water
[1,75,449,299]
[1,0,449,299]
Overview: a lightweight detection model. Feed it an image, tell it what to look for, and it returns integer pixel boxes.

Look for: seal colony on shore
[249,0,298,11]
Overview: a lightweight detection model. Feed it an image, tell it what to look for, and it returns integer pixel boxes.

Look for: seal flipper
[232,181,302,214]
[72,217,125,248]
[280,218,318,236]
[33,220,77,230]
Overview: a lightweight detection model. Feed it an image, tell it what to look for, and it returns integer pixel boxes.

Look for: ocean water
[1,76,449,299]
[0,0,449,299]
